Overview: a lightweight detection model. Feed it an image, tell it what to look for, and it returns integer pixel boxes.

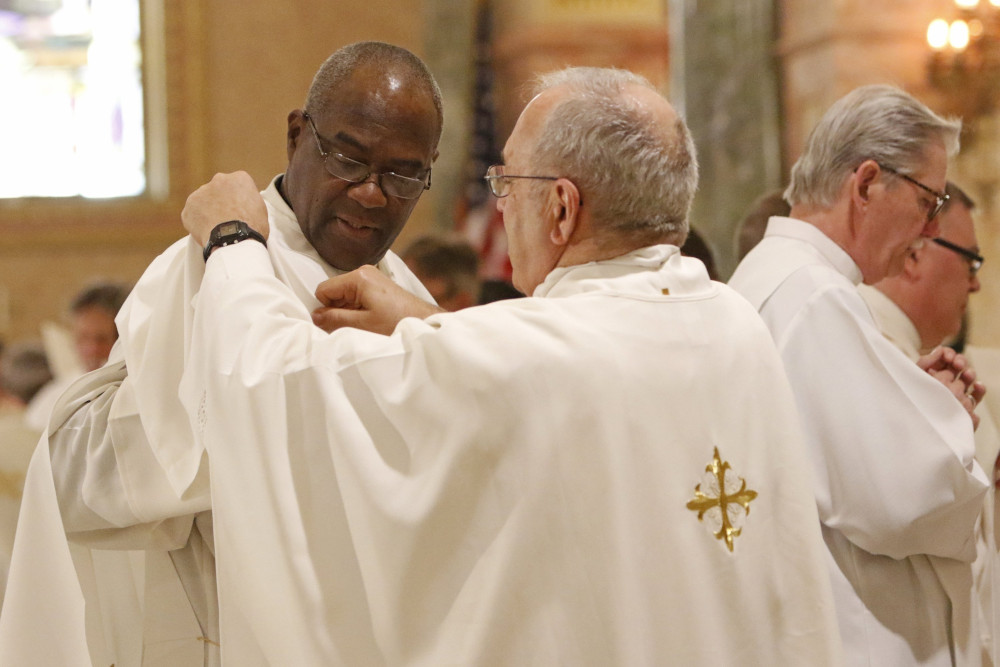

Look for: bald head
[526,67,698,247]
[305,41,443,142]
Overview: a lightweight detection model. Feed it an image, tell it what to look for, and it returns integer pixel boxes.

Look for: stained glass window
[0,0,145,199]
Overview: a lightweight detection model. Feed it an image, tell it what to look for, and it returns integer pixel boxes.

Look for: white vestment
[964,344,1000,667]
[0,405,41,602]
[857,283,923,361]
[182,241,844,665]
[859,283,1000,666]
[730,216,990,666]
[0,176,433,666]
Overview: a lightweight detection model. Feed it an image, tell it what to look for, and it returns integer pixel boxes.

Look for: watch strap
[203,220,267,262]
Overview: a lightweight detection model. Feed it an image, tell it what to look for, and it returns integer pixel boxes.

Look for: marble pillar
[672,0,782,277]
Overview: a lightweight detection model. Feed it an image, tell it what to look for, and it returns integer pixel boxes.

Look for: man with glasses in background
[0,41,441,667]
[859,182,983,363]
[730,85,990,666]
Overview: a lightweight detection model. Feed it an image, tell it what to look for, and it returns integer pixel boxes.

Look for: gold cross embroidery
[686,447,758,552]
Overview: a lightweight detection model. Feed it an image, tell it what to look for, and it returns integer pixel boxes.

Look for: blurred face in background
[917,201,981,348]
[73,306,118,371]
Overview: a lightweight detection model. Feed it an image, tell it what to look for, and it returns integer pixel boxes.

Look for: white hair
[529,67,698,247]
[785,85,961,208]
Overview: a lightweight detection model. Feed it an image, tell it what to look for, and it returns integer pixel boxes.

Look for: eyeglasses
[484,164,559,198]
[303,112,430,199]
[933,237,984,276]
[878,164,949,222]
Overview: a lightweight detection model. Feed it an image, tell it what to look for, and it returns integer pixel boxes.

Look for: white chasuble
[184,241,844,665]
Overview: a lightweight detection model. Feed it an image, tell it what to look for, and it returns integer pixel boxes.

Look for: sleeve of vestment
[47,238,212,550]
[184,240,391,665]
[48,361,208,550]
[773,279,988,561]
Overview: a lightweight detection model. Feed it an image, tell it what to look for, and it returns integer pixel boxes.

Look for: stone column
[423,0,479,233]
[672,0,782,276]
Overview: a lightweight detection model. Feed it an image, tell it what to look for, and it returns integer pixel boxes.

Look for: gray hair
[528,67,698,247]
[785,85,961,208]
[305,41,443,141]
[0,341,52,405]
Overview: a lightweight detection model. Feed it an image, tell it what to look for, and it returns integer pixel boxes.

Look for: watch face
[218,221,241,236]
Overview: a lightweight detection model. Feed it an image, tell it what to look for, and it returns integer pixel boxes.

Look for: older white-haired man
[730,85,990,666]
[175,67,843,664]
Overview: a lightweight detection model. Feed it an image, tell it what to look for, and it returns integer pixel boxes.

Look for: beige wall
[491,0,669,146]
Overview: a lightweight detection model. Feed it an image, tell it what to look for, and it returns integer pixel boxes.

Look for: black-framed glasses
[878,164,949,222]
[933,237,984,276]
[484,164,559,198]
[303,112,430,199]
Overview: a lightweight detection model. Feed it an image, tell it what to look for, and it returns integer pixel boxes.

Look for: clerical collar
[763,216,863,285]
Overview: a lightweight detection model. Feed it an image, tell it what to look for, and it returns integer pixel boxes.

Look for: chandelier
[926,0,1000,119]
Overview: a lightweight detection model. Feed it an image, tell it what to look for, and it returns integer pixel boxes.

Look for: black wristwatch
[203,220,267,262]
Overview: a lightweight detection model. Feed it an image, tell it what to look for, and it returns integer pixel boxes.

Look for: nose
[970,272,981,293]
[347,174,388,209]
[495,195,506,214]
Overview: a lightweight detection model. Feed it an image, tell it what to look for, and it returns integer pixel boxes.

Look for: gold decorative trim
[686,447,758,552]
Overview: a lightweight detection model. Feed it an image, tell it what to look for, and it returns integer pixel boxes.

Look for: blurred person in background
[402,234,482,311]
[24,280,129,431]
[0,340,52,601]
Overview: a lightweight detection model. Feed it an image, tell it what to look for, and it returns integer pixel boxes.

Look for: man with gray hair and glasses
[171,66,843,664]
[730,85,990,666]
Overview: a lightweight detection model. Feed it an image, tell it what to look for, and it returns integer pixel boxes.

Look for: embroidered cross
[686,447,758,552]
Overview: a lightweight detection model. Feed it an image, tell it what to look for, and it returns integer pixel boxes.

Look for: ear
[548,178,582,246]
[287,110,305,160]
[853,159,881,207]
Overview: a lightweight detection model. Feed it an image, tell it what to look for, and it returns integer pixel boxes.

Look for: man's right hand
[182,171,269,246]
[918,346,986,429]
[312,266,444,335]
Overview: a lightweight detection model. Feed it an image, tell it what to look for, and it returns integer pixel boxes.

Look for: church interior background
[0,0,997,348]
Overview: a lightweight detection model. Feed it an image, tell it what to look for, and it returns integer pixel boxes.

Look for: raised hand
[312,265,444,335]
[918,346,986,429]
[182,172,269,246]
